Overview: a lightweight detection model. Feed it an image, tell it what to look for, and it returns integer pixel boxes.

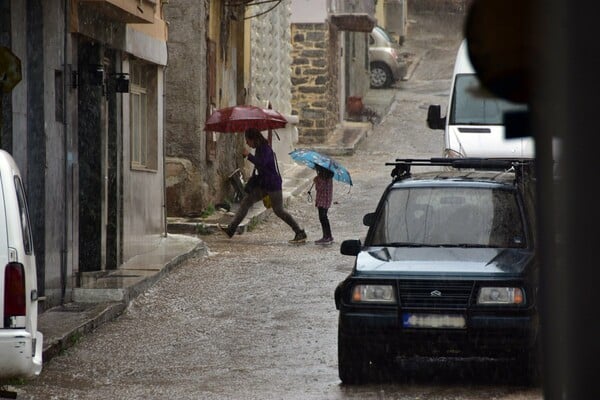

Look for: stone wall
[290,23,339,144]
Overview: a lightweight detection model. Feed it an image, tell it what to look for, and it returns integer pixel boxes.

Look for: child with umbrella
[311,164,335,244]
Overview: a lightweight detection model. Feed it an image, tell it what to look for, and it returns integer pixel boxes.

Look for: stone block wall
[291,23,339,144]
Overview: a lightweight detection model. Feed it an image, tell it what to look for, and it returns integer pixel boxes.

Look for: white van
[427,39,533,158]
[0,149,43,379]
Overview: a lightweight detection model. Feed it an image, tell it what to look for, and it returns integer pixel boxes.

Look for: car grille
[398,280,474,309]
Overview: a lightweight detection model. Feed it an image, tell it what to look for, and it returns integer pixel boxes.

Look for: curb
[41,302,126,361]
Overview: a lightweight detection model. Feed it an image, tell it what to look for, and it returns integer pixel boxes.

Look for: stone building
[290,0,374,144]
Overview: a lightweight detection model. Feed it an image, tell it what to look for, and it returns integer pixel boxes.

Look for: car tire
[338,330,371,384]
[370,62,393,89]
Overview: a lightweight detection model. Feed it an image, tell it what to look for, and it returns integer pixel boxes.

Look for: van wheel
[370,62,392,89]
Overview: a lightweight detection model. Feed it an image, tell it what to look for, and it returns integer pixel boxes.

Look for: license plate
[402,313,466,329]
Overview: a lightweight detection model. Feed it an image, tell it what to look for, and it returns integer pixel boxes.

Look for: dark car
[334,158,540,384]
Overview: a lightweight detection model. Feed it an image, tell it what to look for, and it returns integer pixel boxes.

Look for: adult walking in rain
[219,128,307,244]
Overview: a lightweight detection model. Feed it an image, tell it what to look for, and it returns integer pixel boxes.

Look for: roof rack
[385,157,535,181]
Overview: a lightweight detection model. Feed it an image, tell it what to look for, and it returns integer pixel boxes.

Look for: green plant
[1,377,26,387]
[69,331,83,347]
[200,204,216,218]
[195,223,211,235]
[247,216,260,232]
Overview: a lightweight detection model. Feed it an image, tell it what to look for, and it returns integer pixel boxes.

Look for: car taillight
[4,262,26,326]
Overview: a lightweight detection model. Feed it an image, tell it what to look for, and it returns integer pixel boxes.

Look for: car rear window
[370,186,525,248]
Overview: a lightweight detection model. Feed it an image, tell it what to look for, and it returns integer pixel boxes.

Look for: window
[130,59,158,170]
[14,176,33,255]
[450,74,528,125]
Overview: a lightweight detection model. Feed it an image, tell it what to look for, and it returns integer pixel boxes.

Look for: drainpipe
[162,61,168,236]
[61,0,70,304]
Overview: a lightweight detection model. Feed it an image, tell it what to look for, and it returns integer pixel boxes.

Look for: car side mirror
[427,105,446,130]
[340,239,361,256]
[363,213,376,226]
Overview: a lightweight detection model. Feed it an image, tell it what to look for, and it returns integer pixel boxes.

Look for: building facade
[0,0,168,308]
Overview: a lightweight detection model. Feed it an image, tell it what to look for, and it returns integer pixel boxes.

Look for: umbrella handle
[307,182,314,203]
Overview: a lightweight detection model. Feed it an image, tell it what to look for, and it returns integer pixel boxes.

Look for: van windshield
[449,74,527,125]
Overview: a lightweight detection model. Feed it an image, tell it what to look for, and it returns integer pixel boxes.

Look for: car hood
[355,247,533,276]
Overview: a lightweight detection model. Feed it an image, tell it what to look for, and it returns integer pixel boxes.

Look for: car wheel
[338,330,371,384]
[370,62,392,89]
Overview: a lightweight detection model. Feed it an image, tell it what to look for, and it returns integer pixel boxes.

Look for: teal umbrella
[289,149,353,186]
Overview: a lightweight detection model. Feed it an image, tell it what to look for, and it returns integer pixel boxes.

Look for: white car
[0,149,43,379]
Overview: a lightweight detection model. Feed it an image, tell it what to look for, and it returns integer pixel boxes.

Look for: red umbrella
[204,105,287,133]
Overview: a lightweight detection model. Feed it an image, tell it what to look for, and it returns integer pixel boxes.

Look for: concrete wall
[122,65,166,260]
[41,0,70,305]
[163,1,209,217]
[343,30,370,117]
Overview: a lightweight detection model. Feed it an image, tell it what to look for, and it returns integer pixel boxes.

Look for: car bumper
[339,311,537,357]
[390,58,406,81]
[0,330,43,378]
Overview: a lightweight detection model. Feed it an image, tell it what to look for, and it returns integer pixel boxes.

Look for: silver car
[368,26,405,89]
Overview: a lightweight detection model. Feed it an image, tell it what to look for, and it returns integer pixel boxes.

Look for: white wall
[290,0,327,23]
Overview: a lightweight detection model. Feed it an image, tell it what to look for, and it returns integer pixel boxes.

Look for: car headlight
[477,287,524,305]
[351,284,396,304]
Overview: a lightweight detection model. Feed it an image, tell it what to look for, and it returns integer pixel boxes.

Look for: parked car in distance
[334,158,540,385]
[0,149,43,379]
[369,26,406,89]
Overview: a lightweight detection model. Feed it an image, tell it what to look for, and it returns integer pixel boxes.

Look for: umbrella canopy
[204,105,287,133]
[289,149,353,186]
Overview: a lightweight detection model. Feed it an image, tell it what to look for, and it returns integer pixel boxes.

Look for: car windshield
[450,74,528,125]
[370,186,526,248]
[373,26,394,44]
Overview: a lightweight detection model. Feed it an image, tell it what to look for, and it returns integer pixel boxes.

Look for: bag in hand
[262,195,272,209]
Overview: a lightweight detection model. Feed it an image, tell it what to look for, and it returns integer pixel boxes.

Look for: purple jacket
[247,143,282,192]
